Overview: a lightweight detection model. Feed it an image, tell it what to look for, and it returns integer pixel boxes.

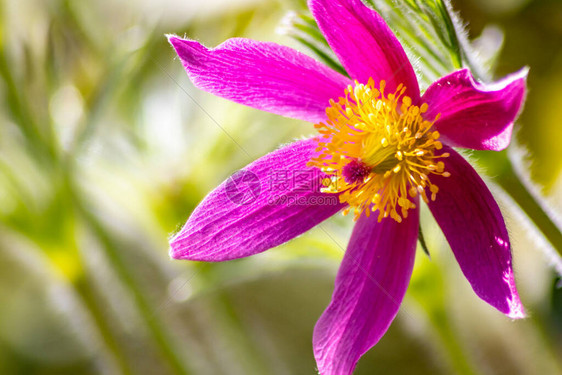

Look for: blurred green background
[0,0,562,374]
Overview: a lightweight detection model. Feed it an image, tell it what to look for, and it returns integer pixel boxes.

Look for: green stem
[428,311,479,375]
[73,276,134,375]
[76,203,192,375]
[411,260,481,375]
[476,151,562,264]
[199,267,274,374]
[0,46,56,162]
[497,162,562,256]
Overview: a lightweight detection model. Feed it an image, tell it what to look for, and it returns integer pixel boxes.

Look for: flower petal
[427,147,524,318]
[309,0,420,102]
[170,138,346,262]
[422,68,527,151]
[313,208,419,375]
[168,36,352,123]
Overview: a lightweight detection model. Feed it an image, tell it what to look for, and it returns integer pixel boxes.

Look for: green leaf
[278,11,347,76]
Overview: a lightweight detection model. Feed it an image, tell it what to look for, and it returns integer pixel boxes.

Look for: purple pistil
[342,159,371,184]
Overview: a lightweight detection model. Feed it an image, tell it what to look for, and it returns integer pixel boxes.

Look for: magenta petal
[170,138,346,262]
[313,208,419,375]
[427,147,524,318]
[309,0,420,102]
[168,36,352,123]
[422,68,527,151]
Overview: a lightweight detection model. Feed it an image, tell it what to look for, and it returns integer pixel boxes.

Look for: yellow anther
[308,79,449,222]
[409,187,418,198]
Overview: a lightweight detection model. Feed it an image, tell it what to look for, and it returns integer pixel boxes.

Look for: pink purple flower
[167,0,527,373]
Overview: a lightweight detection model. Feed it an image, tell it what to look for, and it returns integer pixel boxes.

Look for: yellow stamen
[308,78,450,222]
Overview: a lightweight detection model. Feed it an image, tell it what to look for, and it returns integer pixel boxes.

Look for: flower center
[308,78,450,222]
